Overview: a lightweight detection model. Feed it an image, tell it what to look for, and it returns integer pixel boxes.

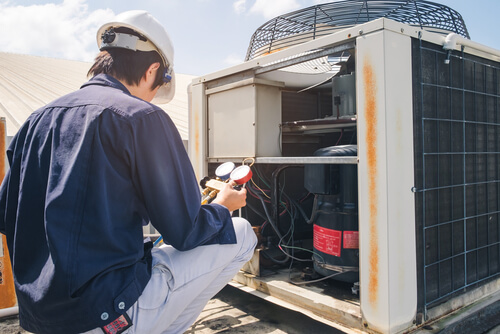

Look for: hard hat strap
[163,67,172,84]
[101,30,157,53]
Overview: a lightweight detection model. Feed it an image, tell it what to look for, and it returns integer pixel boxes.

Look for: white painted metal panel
[207,80,282,159]
[357,30,391,332]
[188,82,208,180]
[208,84,257,158]
[356,29,417,333]
[255,84,282,157]
[383,30,418,334]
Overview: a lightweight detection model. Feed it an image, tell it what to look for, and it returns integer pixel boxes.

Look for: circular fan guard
[246,0,469,61]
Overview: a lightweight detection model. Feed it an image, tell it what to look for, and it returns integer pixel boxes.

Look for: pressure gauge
[230,165,253,185]
[215,162,235,180]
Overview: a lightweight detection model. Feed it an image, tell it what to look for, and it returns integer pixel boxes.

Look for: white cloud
[233,0,246,14]
[0,0,114,62]
[249,0,301,19]
[224,53,244,66]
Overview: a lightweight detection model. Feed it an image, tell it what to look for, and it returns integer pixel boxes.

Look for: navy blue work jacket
[0,74,236,334]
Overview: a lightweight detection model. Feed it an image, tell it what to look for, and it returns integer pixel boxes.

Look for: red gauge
[230,165,252,185]
[215,162,235,180]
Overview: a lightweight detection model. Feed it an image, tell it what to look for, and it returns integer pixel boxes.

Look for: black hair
[87,27,165,89]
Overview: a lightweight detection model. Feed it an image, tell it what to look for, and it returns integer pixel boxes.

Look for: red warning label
[343,231,359,249]
[314,225,342,257]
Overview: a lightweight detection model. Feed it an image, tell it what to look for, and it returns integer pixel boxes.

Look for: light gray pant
[84,217,257,334]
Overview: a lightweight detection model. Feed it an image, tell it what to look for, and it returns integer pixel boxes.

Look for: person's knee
[231,217,257,261]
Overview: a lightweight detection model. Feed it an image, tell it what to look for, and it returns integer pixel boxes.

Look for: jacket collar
[81,74,131,96]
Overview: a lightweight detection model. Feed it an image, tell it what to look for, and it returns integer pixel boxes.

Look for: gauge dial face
[230,165,252,184]
[215,162,235,180]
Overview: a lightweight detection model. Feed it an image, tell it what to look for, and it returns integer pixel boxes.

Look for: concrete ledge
[413,286,500,334]
[232,269,363,332]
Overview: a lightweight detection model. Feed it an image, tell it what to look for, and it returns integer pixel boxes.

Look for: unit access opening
[204,41,361,309]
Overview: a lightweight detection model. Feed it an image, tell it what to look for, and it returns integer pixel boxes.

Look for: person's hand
[212,180,247,212]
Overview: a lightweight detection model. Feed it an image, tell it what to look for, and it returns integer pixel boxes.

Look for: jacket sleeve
[128,109,236,251]
[0,168,8,235]
[0,124,26,240]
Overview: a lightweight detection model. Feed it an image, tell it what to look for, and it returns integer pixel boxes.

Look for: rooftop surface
[0,52,194,140]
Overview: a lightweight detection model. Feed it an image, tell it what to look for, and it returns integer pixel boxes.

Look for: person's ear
[144,62,161,85]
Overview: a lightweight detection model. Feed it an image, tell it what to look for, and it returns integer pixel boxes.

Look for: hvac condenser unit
[189,1,500,333]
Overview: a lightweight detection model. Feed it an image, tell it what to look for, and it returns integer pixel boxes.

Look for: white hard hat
[96,10,175,104]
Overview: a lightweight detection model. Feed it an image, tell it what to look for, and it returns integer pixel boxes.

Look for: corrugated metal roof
[0,52,194,140]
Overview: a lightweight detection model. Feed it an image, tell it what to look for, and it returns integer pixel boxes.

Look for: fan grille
[246,0,469,60]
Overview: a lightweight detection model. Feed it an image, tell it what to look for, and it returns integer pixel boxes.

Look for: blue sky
[0,0,498,76]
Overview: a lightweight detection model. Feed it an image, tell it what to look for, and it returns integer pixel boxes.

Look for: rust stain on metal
[364,57,379,306]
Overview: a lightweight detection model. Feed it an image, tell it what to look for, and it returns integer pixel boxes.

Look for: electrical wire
[245,200,268,222]
[247,183,269,202]
[250,179,271,200]
[278,125,283,156]
[279,244,315,262]
[248,182,285,241]
[248,181,295,264]
[248,166,318,266]
[286,195,310,223]
[350,129,356,144]
[246,163,357,286]
[335,129,344,146]
[254,166,271,188]
[289,270,350,286]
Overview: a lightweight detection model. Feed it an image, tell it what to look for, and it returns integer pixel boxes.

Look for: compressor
[304,145,358,283]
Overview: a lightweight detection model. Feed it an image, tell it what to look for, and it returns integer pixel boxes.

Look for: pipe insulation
[443,33,500,60]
